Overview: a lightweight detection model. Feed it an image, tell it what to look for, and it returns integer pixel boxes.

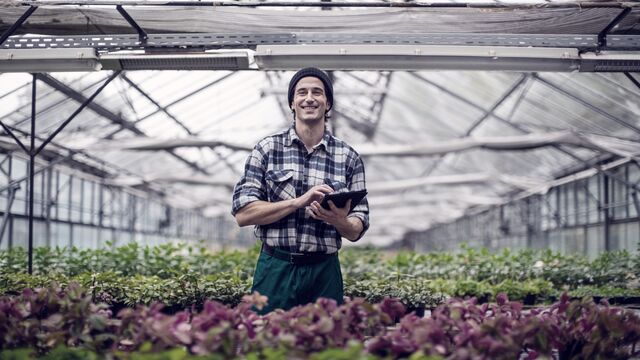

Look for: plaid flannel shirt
[232,125,369,254]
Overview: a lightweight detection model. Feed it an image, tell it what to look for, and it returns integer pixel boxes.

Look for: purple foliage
[2,284,640,359]
[366,293,640,359]
[0,283,118,354]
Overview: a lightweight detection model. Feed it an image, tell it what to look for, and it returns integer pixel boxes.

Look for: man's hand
[295,184,333,208]
[235,184,333,227]
[308,199,351,226]
[308,199,363,241]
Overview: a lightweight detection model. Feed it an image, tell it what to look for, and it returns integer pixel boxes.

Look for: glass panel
[31,171,43,218]
[576,179,587,225]
[611,168,628,220]
[111,191,121,228]
[92,182,100,225]
[629,164,639,218]
[81,180,90,224]
[101,187,112,228]
[70,177,82,223]
[33,220,47,248]
[565,183,575,226]
[49,171,57,220]
[12,157,27,216]
[12,218,28,248]
[57,173,70,221]
[587,175,601,224]
[0,156,9,211]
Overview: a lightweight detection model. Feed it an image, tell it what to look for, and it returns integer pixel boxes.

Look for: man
[231,67,369,313]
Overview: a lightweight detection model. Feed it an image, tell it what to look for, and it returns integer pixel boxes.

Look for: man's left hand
[308,199,351,227]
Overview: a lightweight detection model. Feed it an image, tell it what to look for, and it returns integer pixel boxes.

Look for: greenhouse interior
[1,0,640,359]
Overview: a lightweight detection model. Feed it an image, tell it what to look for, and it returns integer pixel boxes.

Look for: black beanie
[287,67,333,110]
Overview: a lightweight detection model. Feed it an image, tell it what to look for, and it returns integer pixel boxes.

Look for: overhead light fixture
[100,50,252,71]
[0,48,101,72]
[580,51,640,72]
[255,44,580,72]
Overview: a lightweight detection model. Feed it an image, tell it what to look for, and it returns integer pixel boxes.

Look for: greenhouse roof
[1,0,640,246]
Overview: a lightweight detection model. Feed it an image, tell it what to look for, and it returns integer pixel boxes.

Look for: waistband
[261,243,337,265]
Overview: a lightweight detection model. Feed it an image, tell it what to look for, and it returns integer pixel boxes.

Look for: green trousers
[251,249,344,314]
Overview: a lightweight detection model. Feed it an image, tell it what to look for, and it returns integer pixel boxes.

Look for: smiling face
[290,76,331,125]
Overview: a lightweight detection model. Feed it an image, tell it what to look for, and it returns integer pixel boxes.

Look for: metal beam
[597,7,632,49]
[28,74,36,274]
[465,74,529,136]
[603,174,611,250]
[35,71,121,156]
[533,74,640,136]
[409,72,592,166]
[121,73,241,176]
[409,71,640,197]
[36,73,144,136]
[624,72,640,91]
[505,75,535,122]
[413,73,529,177]
[8,74,104,129]
[0,120,28,154]
[0,5,37,46]
[105,71,236,138]
[410,72,532,135]
[18,1,639,9]
[339,71,391,141]
[36,73,210,175]
[116,5,148,45]
[120,73,194,135]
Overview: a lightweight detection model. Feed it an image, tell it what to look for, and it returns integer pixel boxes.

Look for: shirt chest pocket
[266,169,296,201]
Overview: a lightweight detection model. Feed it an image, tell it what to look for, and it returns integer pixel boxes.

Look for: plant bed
[2,283,640,359]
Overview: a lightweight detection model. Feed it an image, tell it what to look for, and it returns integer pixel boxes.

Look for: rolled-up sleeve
[231,144,267,216]
[347,155,369,240]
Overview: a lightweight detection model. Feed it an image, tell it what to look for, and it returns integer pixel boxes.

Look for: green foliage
[0,242,258,279]
[2,244,640,309]
[566,285,640,299]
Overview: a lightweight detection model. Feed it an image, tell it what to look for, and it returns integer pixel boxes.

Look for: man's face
[291,76,330,124]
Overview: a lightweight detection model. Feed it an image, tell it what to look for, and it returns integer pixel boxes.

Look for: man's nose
[304,92,314,102]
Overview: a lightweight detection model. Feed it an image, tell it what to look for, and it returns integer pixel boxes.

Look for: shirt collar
[285,123,332,152]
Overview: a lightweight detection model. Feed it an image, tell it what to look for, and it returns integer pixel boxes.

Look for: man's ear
[327,102,332,111]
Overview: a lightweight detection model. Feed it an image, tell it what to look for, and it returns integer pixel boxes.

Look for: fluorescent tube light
[580,51,640,72]
[100,51,251,71]
[0,48,101,72]
[255,44,580,72]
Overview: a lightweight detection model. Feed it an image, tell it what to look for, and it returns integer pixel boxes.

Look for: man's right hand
[295,184,333,208]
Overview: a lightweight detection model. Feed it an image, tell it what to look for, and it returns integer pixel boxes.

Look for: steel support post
[0,72,119,273]
[28,74,36,274]
[602,174,611,251]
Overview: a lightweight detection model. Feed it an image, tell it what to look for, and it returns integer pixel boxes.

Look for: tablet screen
[320,190,368,212]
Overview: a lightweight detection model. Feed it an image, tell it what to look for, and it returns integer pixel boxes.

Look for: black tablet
[321,189,368,212]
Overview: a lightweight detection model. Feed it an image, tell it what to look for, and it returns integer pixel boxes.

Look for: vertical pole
[603,174,611,251]
[28,74,36,275]
[45,168,52,247]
